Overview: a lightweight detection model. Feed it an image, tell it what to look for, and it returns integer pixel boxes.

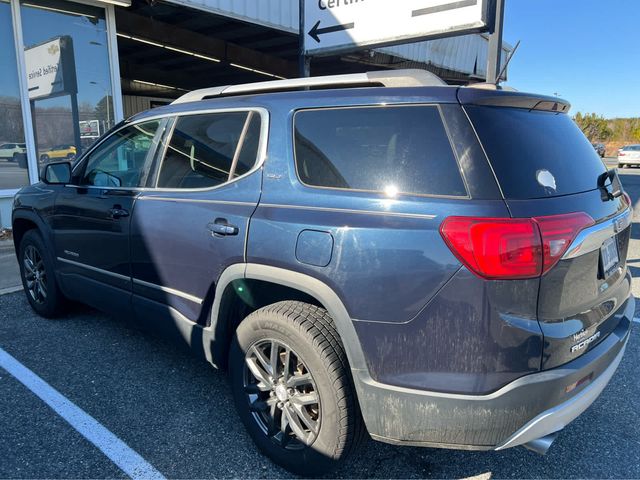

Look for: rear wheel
[12,153,18,162]
[18,230,65,317]
[229,301,364,475]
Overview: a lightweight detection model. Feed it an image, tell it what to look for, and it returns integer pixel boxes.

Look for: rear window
[293,105,466,197]
[622,145,640,151]
[466,106,607,199]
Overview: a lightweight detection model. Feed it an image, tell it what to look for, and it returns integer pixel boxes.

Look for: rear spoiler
[457,88,571,113]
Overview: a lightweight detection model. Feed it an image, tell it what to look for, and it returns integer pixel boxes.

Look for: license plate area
[600,236,620,279]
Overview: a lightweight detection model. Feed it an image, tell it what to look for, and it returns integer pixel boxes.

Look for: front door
[52,119,163,315]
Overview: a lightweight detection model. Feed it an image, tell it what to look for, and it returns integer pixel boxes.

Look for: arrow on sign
[308,20,355,43]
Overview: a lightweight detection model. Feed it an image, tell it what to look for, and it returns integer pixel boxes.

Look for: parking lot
[1,158,639,479]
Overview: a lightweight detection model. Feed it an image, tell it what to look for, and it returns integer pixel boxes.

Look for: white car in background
[0,142,26,162]
[618,144,640,168]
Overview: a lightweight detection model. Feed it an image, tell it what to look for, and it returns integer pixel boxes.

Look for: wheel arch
[208,264,368,374]
[11,210,50,256]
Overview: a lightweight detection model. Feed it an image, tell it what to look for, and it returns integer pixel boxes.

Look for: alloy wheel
[243,339,321,450]
[23,245,47,304]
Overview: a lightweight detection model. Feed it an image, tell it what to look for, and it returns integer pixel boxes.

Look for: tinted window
[294,106,465,197]
[81,120,160,188]
[157,111,259,189]
[466,106,607,199]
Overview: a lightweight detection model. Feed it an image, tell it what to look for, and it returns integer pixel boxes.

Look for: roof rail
[171,69,446,104]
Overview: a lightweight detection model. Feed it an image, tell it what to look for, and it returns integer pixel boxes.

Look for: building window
[0,0,29,190]
[20,0,115,164]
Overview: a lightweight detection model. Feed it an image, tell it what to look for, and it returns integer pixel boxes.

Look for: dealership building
[0,0,509,227]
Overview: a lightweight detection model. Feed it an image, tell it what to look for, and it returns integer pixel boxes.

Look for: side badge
[537,169,557,192]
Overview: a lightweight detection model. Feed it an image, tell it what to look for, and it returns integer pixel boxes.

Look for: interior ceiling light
[117,33,284,79]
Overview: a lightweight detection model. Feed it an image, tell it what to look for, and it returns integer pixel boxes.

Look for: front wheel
[229,301,365,475]
[18,230,65,317]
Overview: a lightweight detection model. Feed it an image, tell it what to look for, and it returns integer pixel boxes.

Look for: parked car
[618,144,640,168]
[592,142,606,158]
[12,70,634,475]
[0,142,26,161]
[39,144,76,163]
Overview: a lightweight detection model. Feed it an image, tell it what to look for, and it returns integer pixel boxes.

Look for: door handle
[208,219,239,237]
[108,207,130,219]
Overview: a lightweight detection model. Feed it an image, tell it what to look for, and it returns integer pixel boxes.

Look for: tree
[573,112,612,142]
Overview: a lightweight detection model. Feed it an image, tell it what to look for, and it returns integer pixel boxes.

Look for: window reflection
[0,0,30,189]
[20,0,113,167]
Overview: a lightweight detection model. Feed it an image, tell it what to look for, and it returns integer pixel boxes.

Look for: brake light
[440,213,594,280]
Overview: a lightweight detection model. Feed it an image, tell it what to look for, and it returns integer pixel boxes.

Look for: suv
[39,144,76,163]
[0,142,26,161]
[12,70,634,475]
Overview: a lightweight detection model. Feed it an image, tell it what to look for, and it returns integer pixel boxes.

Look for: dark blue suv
[12,70,634,475]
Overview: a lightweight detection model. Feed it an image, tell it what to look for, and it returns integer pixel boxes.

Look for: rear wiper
[597,169,623,201]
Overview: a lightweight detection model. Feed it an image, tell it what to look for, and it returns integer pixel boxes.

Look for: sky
[502,0,640,118]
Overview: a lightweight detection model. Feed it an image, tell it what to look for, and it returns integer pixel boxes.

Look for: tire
[18,230,65,318]
[619,163,625,168]
[40,154,49,163]
[229,301,365,475]
[12,153,18,162]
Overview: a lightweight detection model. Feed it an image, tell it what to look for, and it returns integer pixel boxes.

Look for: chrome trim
[563,208,632,260]
[496,338,626,450]
[57,257,203,304]
[137,197,255,207]
[259,203,437,220]
[132,278,203,305]
[68,107,269,195]
[57,257,130,282]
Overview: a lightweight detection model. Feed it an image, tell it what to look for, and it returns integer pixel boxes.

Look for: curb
[0,286,23,296]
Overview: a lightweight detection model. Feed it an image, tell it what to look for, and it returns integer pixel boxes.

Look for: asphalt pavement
[0,157,639,479]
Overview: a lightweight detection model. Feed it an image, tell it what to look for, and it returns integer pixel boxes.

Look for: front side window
[80,120,160,187]
[293,105,466,197]
[156,111,261,189]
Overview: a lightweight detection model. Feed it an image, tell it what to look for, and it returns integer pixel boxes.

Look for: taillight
[440,213,594,280]
[623,191,632,208]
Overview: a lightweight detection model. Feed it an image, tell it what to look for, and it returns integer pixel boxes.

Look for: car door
[129,108,265,326]
[53,119,164,315]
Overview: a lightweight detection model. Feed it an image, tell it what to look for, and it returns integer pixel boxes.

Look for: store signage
[79,120,101,139]
[25,36,77,100]
[304,0,495,56]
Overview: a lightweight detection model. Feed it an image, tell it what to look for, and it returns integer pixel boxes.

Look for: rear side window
[157,111,261,189]
[466,106,607,199]
[294,105,466,197]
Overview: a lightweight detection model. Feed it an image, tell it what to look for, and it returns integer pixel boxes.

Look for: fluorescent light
[132,79,187,91]
[229,63,285,79]
[129,36,164,48]
[191,53,221,63]
[119,34,286,80]
[119,35,221,63]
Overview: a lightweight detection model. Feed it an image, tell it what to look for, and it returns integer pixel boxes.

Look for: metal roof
[161,0,512,78]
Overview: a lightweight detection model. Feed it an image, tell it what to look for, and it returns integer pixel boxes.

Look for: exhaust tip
[523,432,559,455]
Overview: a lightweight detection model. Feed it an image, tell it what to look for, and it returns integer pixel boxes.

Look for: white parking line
[0,347,166,480]
[633,317,640,324]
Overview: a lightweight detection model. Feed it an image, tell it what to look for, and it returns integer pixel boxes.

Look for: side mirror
[41,161,72,185]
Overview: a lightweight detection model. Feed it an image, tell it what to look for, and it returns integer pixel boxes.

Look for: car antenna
[495,40,521,86]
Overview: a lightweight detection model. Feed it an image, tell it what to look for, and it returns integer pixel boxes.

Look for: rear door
[464,97,632,369]
[130,108,265,325]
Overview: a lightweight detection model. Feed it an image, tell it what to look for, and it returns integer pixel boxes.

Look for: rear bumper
[355,296,633,450]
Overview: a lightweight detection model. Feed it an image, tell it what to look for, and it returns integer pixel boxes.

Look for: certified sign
[304,0,495,56]
[25,36,77,100]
